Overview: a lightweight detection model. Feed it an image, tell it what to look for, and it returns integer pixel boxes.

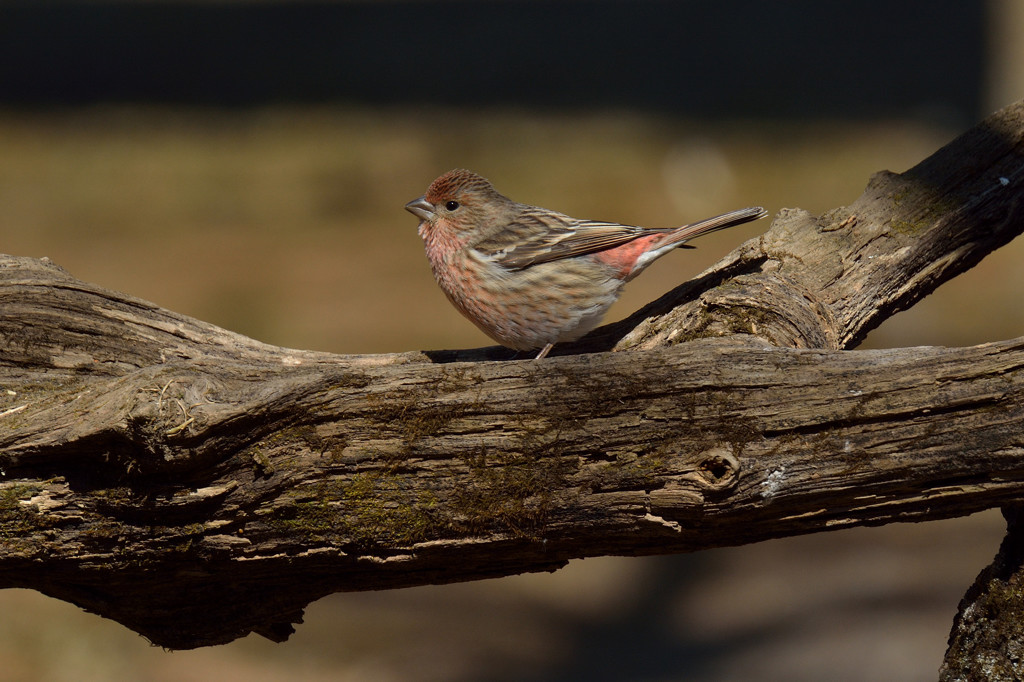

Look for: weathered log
[1,100,1023,651]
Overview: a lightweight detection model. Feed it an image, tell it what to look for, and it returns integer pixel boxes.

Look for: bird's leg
[535,343,554,359]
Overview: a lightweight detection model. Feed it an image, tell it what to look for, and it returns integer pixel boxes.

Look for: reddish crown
[424,169,499,204]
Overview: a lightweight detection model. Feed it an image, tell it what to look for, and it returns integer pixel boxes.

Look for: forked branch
[0,101,1023,651]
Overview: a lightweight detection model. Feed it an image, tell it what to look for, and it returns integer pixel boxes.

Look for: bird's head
[406,169,510,244]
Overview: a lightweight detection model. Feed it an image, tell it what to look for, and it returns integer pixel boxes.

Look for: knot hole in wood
[695,447,740,493]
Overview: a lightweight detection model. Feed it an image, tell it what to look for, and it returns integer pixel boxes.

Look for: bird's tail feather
[627,206,769,278]
[669,206,769,245]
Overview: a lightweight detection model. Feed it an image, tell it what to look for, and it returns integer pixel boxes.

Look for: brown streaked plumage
[406,169,767,358]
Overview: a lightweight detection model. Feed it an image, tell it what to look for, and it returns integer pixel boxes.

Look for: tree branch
[1,100,1023,650]
[941,506,1024,682]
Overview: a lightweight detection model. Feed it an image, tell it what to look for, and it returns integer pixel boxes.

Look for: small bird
[406,169,767,359]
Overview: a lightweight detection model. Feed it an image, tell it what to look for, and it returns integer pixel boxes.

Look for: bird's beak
[405,197,435,222]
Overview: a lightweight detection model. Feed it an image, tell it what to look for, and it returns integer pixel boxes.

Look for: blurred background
[0,1,1022,680]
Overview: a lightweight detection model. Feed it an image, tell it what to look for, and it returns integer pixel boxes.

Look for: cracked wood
[0,100,1023,650]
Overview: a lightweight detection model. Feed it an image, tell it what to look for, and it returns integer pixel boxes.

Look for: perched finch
[406,169,767,359]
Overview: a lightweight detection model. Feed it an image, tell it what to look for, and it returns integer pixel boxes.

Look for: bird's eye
[445,201,460,211]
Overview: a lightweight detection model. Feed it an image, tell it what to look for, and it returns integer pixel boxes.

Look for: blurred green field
[0,106,1018,681]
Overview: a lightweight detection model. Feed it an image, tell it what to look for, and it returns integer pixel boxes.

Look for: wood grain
[1,101,1023,651]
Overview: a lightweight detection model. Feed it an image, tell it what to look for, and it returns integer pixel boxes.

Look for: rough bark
[941,507,1024,682]
[0,100,1023,652]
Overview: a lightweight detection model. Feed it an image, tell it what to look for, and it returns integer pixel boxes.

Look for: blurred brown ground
[0,106,1020,681]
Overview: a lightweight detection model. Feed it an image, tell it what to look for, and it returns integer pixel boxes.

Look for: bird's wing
[475,207,653,270]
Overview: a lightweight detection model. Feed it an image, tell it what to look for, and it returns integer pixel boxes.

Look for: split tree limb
[1,101,1023,653]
